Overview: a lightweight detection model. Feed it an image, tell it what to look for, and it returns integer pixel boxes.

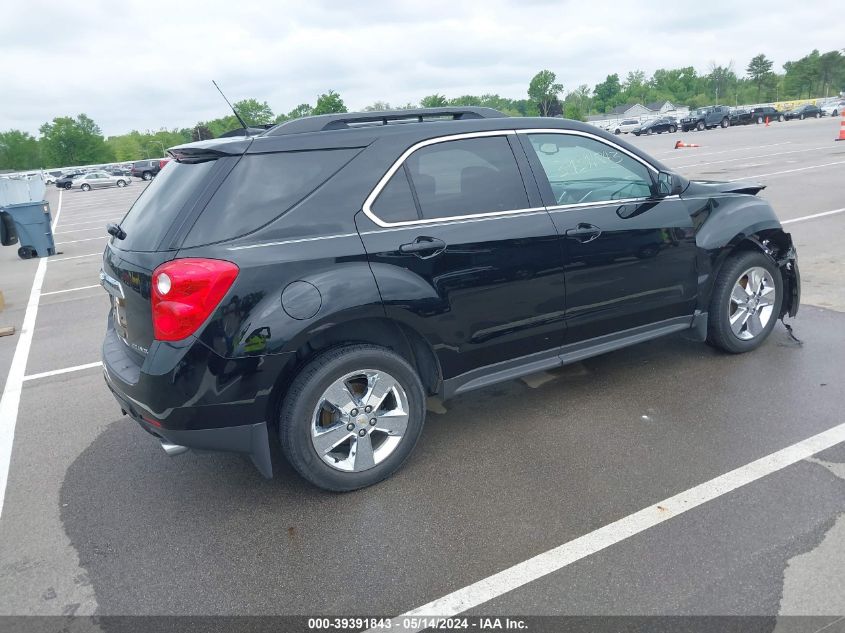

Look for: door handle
[565,223,602,243]
[399,237,446,257]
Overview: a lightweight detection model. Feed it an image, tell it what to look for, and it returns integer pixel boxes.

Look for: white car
[608,119,641,135]
[71,171,132,191]
[822,101,845,117]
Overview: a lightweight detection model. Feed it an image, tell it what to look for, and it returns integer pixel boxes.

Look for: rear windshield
[117,160,216,251]
[182,148,360,247]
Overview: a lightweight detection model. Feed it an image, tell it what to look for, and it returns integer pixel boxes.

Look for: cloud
[1,0,841,136]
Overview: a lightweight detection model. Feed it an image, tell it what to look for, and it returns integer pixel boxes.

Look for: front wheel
[799,114,805,120]
[17,246,35,259]
[707,251,783,353]
[696,121,705,131]
[669,125,677,133]
[80,183,91,192]
[721,118,729,128]
[815,112,821,119]
[778,114,785,122]
[279,344,426,491]
[116,179,126,187]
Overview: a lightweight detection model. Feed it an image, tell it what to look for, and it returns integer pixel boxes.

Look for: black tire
[756,116,763,124]
[279,344,426,491]
[778,114,785,122]
[707,251,783,354]
[815,112,821,119]
[142,171,152,181]
[647,128,653,135]
[669,125,677,133]
[614,129,621,135]
[116,179,126,187]
[799,114,805,120]
[17,246,34,259]
[696,121,705,131]
[81,184,91,192]
[721,118,729,128]
[64,183,72,190]
[833,110,839,117]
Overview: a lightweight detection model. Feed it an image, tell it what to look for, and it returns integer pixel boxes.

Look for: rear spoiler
[167,137,252,163]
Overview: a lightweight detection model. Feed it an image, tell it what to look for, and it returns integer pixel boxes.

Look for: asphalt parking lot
[0,118,843,629]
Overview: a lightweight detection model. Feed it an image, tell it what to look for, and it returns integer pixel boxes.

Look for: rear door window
[403,136,528,220]
[183,148,360,247]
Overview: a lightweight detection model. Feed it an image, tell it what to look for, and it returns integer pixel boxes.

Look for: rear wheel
[142,171,152,181]
[778,114,785,122]
[799,114,805,120]
[116,179,126,187]
[707,251,783,353]
[80,183,91,192]
[669,125,677,133]
[17,246,35,259]
[721,118,729,128]
[815,112,821,119]
[279,344,426,491]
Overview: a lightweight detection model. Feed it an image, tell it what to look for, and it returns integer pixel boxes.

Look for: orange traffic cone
[837,112,845,141]
[675,140,700,149]
[765,116,770,127]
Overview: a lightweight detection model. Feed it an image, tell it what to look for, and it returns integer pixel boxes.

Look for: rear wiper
[107,223,126,240]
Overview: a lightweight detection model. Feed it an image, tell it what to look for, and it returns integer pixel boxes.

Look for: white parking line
[22,362,103,383]
[728,160,845,181]
[55,236,108,245]
[53,226,106,235]
[378,421,845,631]
[0,191,62,518]
[41,284,102,296]
[669,145,832,169]
[54,217,121,228]
[654,141,791,161]
[782,208,845,225]
[50,253,102,262]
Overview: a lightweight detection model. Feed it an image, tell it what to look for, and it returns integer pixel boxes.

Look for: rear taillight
[151,258,239,341]
[159,159,170,170]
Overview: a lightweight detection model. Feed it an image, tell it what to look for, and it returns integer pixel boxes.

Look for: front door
[519,131,698,344]
[357,133,567,382]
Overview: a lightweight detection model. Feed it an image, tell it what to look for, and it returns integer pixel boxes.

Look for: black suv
[750,106,784,124]
[681,105,731,131]
[100,107,800,491]
[130,159,169,181]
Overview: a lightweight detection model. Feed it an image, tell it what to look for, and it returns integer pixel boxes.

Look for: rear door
[356,132,567,382]
[518,130,698,344]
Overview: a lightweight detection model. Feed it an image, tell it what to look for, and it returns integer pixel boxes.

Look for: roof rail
[264,107,507,136]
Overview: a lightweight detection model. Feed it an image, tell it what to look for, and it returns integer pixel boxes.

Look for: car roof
[168,108,672,172]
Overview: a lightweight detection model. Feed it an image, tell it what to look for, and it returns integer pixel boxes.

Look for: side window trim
[517,129,658,210]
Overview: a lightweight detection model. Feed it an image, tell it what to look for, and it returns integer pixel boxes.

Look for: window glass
[371,169,418,223]
[184,148,360,247]
[118,160,217,251]
[404,136,527,220]
[528,133,653,205]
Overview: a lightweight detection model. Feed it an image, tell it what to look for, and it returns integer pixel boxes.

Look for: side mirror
[655,171,682,197]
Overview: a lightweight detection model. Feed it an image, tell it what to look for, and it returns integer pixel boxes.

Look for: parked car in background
[99,107,800,491]
[750,106,784,124]
[784,104,823,120]
[71,171,131,191]
[632,117,678,135]
[681,106,731,131]
[609,119,641,134]
[821,101,845,117]
[106,166,132,176]
[729,109,753,126]
[130,159,170,181]
[55,171,86,189]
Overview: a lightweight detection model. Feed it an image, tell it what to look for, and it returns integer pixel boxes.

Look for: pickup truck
[681,105,731,131]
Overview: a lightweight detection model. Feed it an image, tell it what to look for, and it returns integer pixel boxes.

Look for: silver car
[71,171,132,191]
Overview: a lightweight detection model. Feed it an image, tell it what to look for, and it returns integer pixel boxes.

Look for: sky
[0,0,841,137]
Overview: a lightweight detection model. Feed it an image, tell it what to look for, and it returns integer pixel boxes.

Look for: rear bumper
[102,317,294,478]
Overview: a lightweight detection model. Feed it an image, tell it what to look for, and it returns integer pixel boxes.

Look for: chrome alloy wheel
[728,266,777,340]
[310,370,409,472]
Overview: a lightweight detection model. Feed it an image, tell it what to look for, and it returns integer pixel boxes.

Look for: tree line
[2,48,843,171]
